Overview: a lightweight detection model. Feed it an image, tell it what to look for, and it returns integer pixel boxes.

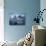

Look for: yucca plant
[34,9,46,23]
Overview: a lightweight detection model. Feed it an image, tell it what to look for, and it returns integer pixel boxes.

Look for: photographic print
[9,14,25,25]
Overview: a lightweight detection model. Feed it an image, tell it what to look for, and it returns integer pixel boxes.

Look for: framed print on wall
[9,13,25,25]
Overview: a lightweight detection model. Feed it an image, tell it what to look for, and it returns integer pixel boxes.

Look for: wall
[4,0,40,42]
[40,0,46,27]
